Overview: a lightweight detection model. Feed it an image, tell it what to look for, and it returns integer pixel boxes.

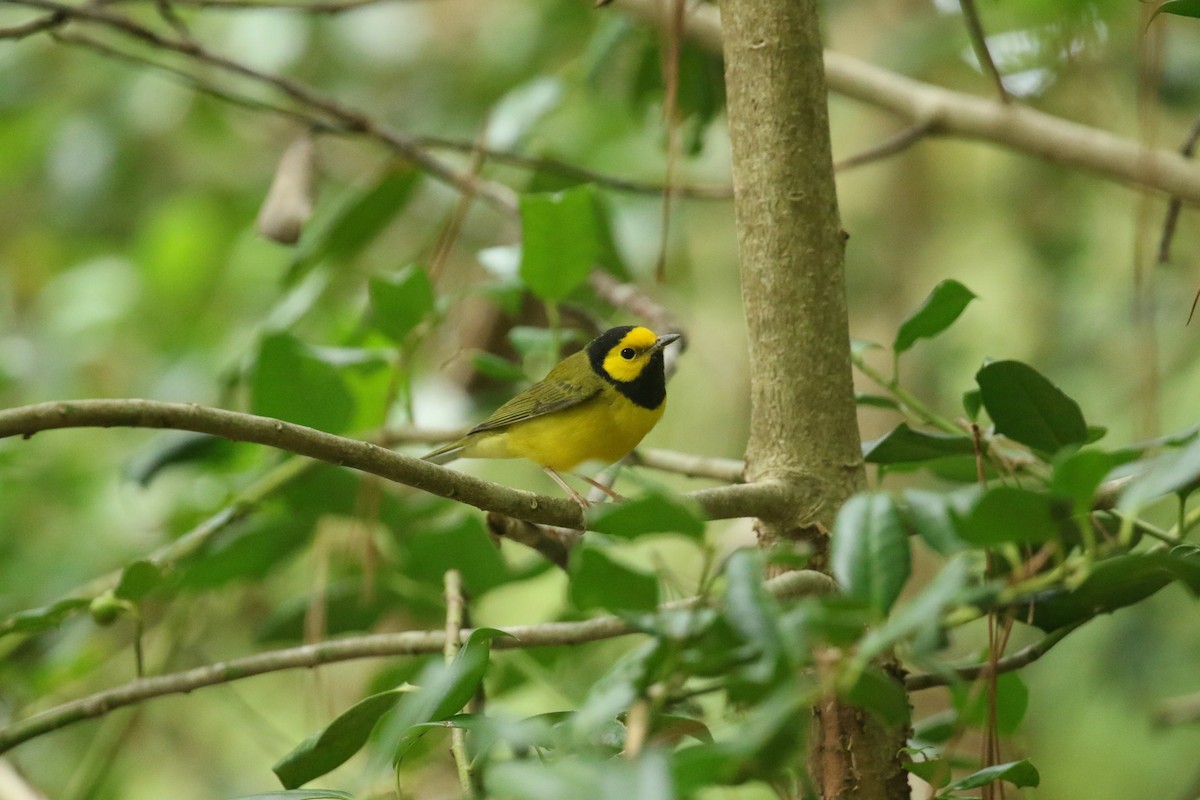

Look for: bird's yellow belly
[465,394,665,471]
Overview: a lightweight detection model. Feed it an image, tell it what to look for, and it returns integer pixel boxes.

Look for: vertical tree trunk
[718,0,909,797]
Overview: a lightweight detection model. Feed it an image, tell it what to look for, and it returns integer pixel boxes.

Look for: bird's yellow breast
[461,387,665,471]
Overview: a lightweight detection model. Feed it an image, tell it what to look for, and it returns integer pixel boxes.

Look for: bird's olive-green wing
[466,353,601,434]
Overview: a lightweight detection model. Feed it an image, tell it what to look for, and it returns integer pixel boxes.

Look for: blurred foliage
[3,0,1200,799]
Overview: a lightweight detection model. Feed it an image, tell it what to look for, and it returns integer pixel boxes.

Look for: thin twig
[633,448,745,483]
[904,622,1081,691]
[0,10,64,38]
[413,136,733,199]
[442,571,475,799]
[610,0,1200,204]
[834,120,934,172]
[958,0,1010,103]
[0,399,798,528]
[10,0,519,213]
[0,569,837,754]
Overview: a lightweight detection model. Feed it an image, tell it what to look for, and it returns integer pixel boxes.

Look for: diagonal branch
[609,0,1200,205]
[10,0,518,213]
[0,399,796,527]
[0,569,836,754]
[904,622,1082,691]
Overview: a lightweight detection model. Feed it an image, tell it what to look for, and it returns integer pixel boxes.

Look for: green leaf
[952,670,1028,735]
[587,492,705,539]
[976,360,1088,456]
[518,186,600,301]
[115,560,166,602]
[893,279,976,355]
[1051,448,1136,515]
[1154,0,1200,20]
[286,168,420,284]
[0,597,92,639]
[671,680,810,791]
[831,493,911,616]
[368,266,436,343]
[489,751,675,800]
[863,423,975,464]
[232,791,353,800]
[943,759,1040,792]
[1030,547,1200,631]
[841,665,909,727]
[274,629,509,788]
[570,639,664,741]
[569,544,659,613]
[1119,435,1200,511]
[405,514,522,597]
[962,388,982,421]
[857,555,971,662]
[252,333,354,434]
[902,488,977,556]
[959,486,1070,546]
[273,688,413,789]
[721,549,784,684]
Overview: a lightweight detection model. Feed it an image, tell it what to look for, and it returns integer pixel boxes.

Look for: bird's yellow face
[601,326,664,383]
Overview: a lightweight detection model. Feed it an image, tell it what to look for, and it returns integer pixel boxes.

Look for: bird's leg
[543,467,590,508]
[578,474,626,503]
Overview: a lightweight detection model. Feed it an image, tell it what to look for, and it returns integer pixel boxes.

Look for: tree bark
[718,0,909,797]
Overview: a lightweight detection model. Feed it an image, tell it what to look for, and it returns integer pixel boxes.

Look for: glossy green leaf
[721,549,784,685]
[671,680,809,792]
[863,423,975,464]
[274,629,508,787]
[587,492,705,539]
[856,393,901,410]
[286,168,420,284]
[943,759,1040,791]
[831,493,911,616]
[569,544,659,613]
[272,688,413,789]
[518,186,600,301]
[1051,448,1136,515]
[1155,0,1200,19]
[1118,435,1200,511]
[1030,547,1200,631]
[959,486,1069,545]
[902,488,977,555]
[570,639,664,741]
[893,279,976,355]
[841,665,909,727]
[368,266,435,343]
[252,332,354,433]
[857,555,971,662]
[976,360,1088,456]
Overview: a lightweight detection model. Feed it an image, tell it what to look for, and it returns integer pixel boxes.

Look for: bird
[423,325,681,505]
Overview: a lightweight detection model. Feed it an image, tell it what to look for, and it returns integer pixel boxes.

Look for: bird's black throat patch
[586,326,667,410]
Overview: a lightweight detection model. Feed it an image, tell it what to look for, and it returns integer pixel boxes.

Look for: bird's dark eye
[620,347,636,360]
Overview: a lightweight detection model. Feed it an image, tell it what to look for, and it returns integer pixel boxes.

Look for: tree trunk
[718,0,909,797]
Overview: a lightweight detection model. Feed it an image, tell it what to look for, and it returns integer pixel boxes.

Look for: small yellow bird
[423,325,681,504]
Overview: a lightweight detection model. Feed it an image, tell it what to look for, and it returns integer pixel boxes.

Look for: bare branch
[0,569,836,754]
[609,0,1200,205]
[904,622,1081,691]
[633,447,745,483]
[0,10,64,38]
[414,135,733,199]
[957,0,1010,103]
[0,399,799,526]
[834,121,933,173]
[11,0,518,213]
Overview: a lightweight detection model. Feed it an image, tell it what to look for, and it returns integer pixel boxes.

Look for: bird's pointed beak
[650,332,682,354]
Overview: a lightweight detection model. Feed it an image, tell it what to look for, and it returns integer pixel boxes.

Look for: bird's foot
[579,474,625,503]
[543,468,593,508]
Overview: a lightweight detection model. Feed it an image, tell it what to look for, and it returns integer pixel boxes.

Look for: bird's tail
[422,441,464,465]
